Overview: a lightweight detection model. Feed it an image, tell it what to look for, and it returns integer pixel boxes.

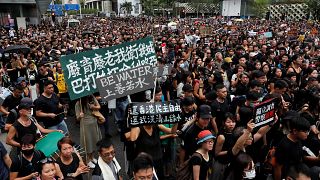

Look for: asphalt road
[65,111,128,179]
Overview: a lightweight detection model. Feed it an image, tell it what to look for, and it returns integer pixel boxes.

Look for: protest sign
[253,98,276,128]
[128,100,182,126]
[153,64,173,77]
[60,37,157,100]
[264,32,273,38]
[96,65,155,102]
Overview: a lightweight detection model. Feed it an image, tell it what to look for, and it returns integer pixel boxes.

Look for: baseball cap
[197,130,215,144]
[224,57,232,63]
[18,97,34,110]
[198,105,212,119]
[17,77,26,84]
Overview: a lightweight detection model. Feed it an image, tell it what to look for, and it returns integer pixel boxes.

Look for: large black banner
[128,100,182,126]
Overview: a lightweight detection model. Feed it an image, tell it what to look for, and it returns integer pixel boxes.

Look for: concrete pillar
[96,1,99,11]
[102,1,105,12]
[19,4,24,17]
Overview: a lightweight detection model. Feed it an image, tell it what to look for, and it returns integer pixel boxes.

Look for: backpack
[176,152,202,180]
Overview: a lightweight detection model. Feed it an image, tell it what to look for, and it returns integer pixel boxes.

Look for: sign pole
[151,77,157,102]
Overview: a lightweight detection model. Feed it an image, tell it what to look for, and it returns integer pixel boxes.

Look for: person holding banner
[125,115,178,179]
[75,95,102,168]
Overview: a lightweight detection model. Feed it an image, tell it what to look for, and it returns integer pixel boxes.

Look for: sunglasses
[38,157,54,164]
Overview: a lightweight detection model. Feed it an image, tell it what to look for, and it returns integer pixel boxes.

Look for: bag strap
[191,152,203,163]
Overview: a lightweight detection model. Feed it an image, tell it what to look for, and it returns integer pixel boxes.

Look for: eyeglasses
[101,150,115,157]
[38,157,54,164]
[205,140,214,144]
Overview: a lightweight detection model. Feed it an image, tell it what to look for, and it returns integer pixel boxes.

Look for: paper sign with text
[253,98,276,127]
[128,100,182,127]
[96,65,155,102]
[60,37,157,100]
[153,64,173,77]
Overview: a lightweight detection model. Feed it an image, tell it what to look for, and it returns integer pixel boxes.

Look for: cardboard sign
[128,100,182,126]
[96,65,155,102]
[253,98,276,127]
[60,37,157,100]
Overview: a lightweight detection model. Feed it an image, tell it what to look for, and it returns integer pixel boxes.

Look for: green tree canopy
[121,1,133,15]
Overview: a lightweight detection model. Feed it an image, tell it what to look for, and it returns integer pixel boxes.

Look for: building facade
[84,0,141,16]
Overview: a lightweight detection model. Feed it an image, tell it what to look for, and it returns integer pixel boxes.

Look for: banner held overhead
[60,37,157,100]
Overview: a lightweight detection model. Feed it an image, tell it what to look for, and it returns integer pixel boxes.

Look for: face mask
[243,169,256,179]
[179,63,185,68]
[22,148,34,156]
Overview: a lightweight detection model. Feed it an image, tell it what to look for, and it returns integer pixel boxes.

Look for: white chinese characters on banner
[61,37,157,100]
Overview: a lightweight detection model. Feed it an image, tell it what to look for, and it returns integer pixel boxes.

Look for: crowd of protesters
[0,15,319,180]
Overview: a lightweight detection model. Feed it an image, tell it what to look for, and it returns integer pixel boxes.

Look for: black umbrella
[82,31,95,36]
[4,45,30,54]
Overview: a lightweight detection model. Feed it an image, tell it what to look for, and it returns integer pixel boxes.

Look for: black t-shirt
[56,153,83,180]
[2,94,22,111]
[6,108,19,124]
[211,99,229,130]
[10,150,45,178]
[235,83,248,96]
[238,104,254,127]
[35,93,63,128]
[274,136,303,179]
[183,124,208,158]
[135,126,162,161]
[214,132,236,164]
[189,152,212,180]
[6,63,18,82]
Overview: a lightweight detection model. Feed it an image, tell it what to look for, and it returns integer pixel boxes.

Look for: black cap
[198,105,212,119]
[18,97,34,110]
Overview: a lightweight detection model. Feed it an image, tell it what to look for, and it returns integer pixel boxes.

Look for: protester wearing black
[10,134,46,179]
[35,80,68,134]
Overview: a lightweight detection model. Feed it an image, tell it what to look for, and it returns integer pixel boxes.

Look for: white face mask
[243,169,256,179]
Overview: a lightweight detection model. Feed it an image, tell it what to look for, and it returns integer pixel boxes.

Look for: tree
[306,0,320,20]
[250,0,270,18]
[121,1,133,15]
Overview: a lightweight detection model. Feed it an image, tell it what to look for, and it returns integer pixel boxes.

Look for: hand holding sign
[253,98,276,128]
[247,119,255,133]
